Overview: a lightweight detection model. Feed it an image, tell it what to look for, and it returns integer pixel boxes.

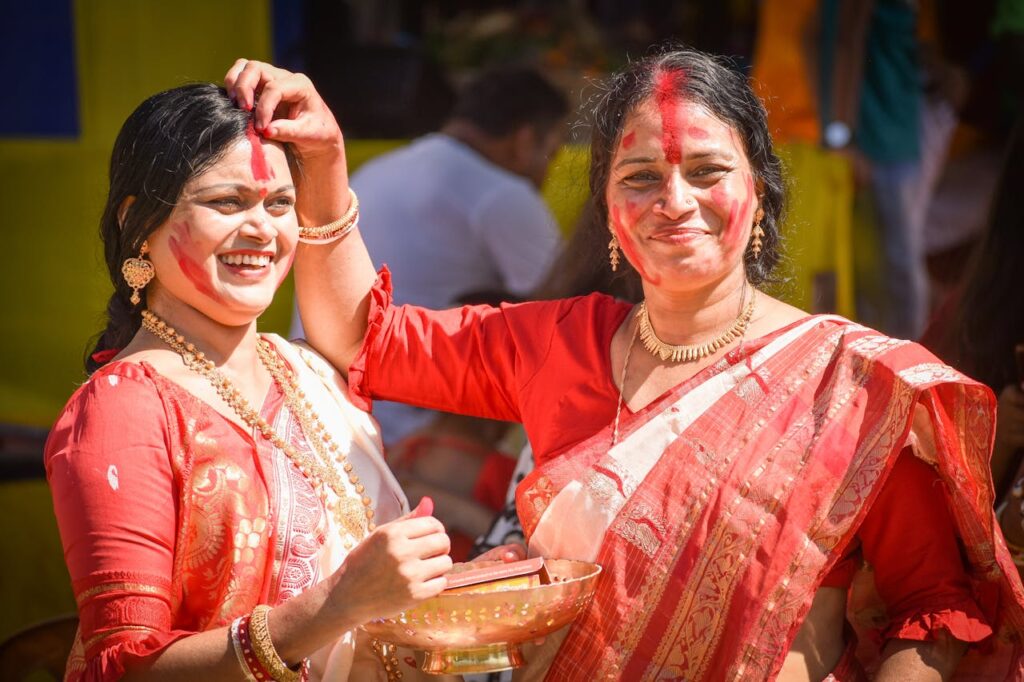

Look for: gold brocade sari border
[646,330,864,680]
[82,624,160,651]
[75,581,170,606]
[591,326,846,679]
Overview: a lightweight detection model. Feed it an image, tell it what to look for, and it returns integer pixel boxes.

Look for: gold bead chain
[637,288,757,363]
[141,310,376,537]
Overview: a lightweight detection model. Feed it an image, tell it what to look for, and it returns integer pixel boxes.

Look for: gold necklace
[141,310,376,540]
[612,288,757,446]
[611,309,640,447]
[637,288,756,363]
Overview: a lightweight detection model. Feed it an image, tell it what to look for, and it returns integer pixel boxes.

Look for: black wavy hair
[86,83,254,373]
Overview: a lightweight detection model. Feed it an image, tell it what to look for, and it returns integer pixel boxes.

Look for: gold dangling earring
[608,231,621,272]
[122,241,154,305]
[750,209,766,259]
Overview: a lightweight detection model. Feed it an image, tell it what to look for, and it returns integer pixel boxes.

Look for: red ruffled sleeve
[45,363,192,681]
[858,448,994,645]
[347,267,394,412]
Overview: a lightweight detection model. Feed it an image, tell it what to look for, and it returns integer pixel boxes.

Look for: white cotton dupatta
[264,335,409,681]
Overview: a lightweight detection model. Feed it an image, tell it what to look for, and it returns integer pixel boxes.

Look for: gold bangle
[298,188,359,241]
[249,604,301,682]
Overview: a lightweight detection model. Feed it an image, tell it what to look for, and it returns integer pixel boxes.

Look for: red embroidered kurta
[46,337,408,681]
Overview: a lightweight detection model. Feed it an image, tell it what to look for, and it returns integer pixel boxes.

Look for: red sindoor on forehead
[653,68,686,164]
[245,120,274,183]
[713,172,755,250]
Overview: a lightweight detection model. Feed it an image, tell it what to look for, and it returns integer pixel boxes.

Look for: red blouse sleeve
[348,267,580,423]
[45,363,191,681]
[858,448,993,644]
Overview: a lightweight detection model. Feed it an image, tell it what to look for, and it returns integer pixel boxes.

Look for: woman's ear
[117,196,136,230]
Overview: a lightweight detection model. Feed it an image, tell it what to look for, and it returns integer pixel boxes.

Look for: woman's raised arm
[225,59,377,374]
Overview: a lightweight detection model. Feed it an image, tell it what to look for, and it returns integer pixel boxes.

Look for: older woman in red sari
[229,48,1024,680]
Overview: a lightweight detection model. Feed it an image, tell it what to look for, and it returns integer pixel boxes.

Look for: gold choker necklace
[637,289,756,363]
[140,310,376,541]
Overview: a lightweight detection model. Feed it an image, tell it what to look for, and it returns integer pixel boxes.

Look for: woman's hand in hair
[224,58,343,163]
[224,58,352,234]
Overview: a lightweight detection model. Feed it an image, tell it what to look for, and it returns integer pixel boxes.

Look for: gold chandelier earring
[608,230,621,272]
[122,241,154,305]
[750,208,766,259]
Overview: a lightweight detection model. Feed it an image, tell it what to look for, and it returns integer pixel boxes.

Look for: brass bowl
[361,559,601,674]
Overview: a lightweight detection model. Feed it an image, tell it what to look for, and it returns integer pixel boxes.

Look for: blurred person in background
[923,119,1024,553]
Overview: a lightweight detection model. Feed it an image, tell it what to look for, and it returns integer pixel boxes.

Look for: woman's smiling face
[605,91,760,293]
[145,134,298,326]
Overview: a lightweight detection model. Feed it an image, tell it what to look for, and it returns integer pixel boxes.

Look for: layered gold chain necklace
[140,310,375,541]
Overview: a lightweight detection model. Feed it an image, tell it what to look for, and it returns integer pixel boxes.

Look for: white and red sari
[517,316,1024,680]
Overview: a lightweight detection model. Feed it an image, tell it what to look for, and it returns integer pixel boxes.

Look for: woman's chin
[201,297,273,328]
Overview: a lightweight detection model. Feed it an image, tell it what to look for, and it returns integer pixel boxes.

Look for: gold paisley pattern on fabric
[614,503,666,559]
[175,424,268,626]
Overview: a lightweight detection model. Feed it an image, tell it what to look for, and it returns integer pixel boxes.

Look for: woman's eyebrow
[614,156,657,169]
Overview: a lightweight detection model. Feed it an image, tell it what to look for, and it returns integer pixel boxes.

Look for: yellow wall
[0,0,272,428]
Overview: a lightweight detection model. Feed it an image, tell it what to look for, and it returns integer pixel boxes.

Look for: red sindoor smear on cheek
[654,69,686,164]
[245,121,275,183]
[611,205,660,285]
[168,223,226,305]
[714,173,755,251]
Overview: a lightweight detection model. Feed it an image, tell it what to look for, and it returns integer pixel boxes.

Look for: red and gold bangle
[298,188,359,244]
[250,604,302,682]
[231,612,275,681]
